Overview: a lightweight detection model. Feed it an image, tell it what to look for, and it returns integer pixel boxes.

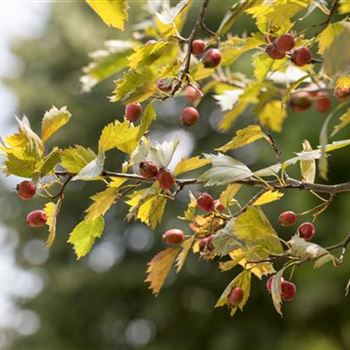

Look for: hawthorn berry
[139,161,159,178]
[289,91,312,112]
[274,34,295,52]
[315,92,331,113]
[157,78,173,92]
[291,46,312,66]
[162,229,185,245]
[334,86,350,101]
[183,85,202,103]
[202,48,222,68]
[281,280,296,301]
[17,180,36,200]
[278,211,297,227]
[199,235,214,251]
[228,287,244,307]
[197,193,215,212]
[191,39,205,55]
[125,103,142,122]
[298,222,315,241]
[26,210,47,228]
[214,199,225,212]
[180,107,199,127]
[265,43,285,60]
[157,169,175,190]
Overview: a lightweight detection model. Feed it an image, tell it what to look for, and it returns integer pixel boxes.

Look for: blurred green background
[1,2,350,349]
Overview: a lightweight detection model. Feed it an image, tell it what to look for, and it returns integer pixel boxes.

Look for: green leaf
[86,0,128,30]
[72,152,105,181]
[35,147,61,176]
[216,125,265,153]
[4,153,37,178]
[68,216,105,259]
[200,154,252,186]
[60,145,96,173]
[41,106,71,143]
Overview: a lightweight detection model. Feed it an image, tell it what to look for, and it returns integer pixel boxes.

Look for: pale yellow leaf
[60,145,96,173]
[332,108,350,136]
[318,23,345,54]
[175,236,195,272]
[174,156,210,176]
[44,201,60,247]
[41,106,71,143]
[300,140,316,183]
[253,190,284,206]
[258,100,287,132]
[219,184,241,208]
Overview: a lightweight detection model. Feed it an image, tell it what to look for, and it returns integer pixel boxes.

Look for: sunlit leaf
[60,145,96,173]
[219,183,241,208]
[299,140,316,183]
[174,156,210,176]
[258,100,287,133]
[176,236,194,272]
[72,152,105,181]
[41,106,71,143]
[44,200,60,248]
[253,190,284,206]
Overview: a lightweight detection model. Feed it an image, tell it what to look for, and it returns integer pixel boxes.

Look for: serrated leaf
[145,247,180,296]
[41,106,71,143]
[300,140,316,183]
[4,153,37,177]
[258,100,287,133]
[148,139,179,168]
[200,154,252,187]
[35,147,61,176]
[72,152,105,181]
[68,216,105,259]
[175,236,194,272]
[44,201,60,247]
[87,0,128,30]
[174,156,210,176]
[85,187,119,221]
[253,190,284,206]
[217,125,265,153]
[60,145,96,173]
[99,120,140,154]
[219,184,241,208]
[137,195,168,229]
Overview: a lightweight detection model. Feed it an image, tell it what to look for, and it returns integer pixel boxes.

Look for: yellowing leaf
[174,156,210,176]
[175,236,195,273]
[145,247,180,295]
[258,100,287,132]
[219,183,241,208]
[99,120,140,154]
[253,52,287,82]
[68,216,105,259]
[253,190,284,206]
[85,187,119,221]
[138,103,157,138]
[339,0,350,14]
[137,195,167,229]
[181,191,197,221]
[60,145,96,173]
[299,140,316,183]
[35,147,61,176]
[86,0,128,30]
[72,152,105,181]
[217,125,265,153]
[44,201,60,248]
[41,106,71,143]
[318,23,345,54]
[332,108,350,136]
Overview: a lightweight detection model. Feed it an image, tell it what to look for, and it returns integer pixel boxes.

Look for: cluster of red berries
[265,33,312,66]
[190,39,222,69]
[290,88,332,113]
[278,210,316,241]
[16,181,47,228]
[139,161,174,190]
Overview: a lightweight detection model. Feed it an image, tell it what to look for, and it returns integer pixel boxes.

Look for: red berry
[162,229,185,245]
[202,48,222,68]
[183,85,202,103]
[156,169,175,190]
[214,199,225,212]
[199,235,214,251]
[334,86,350,101]
[274,34,295,52]
[125,103,142,122]
[265,43,286,60]
[289,91,312,112]
[26,210,47,228]
[315,93,331,113]
[139,161,159,178]
[228,287,244,307]
[157,78,173,92]
[278,211,297,227]
[298,222,315,241]
[146,39,157,45]
[180,107,199,127]
[197,193,215,212]
[191,39,206,55]
[17,180,36,200]
[291,46,312,66]
[281,280,296,301]
[266,275,284,293]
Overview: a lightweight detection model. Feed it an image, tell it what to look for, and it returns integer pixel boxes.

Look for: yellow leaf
[258,100,286,132]
[60,145,96,173]
[219,184,241,208]
[253,190,284,206]
[44,201,60,247]
[339,0,350,14]
[138,103,157,138]
[217,125,265,153]
[175,236,195,272]
[35,147,61,176]
[174,156,210,176]
[332,108,350,136]
[41,106,71,143]
[145,247,180,295]
[318,23,345,54]
[86,0,128,30]
[137,195,167,229]
[253,52,287,82]
[299,140,316,183]
[181,191,197,221]
[85,187,119,221]
[98,120,140,154]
